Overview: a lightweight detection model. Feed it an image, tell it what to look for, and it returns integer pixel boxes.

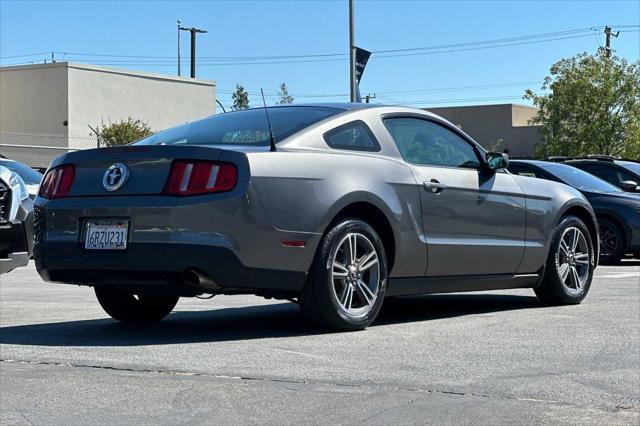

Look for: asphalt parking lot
[1,261,639,425]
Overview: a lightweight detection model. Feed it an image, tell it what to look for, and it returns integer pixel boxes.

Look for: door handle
[424,179,447,194]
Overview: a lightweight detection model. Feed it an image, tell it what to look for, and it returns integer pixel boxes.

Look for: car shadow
[0,294,542,347]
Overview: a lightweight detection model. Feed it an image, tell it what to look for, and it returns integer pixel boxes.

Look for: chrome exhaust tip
[184,269,221,291]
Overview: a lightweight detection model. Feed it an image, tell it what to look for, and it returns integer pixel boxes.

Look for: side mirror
[620,180,639,192]
[486,152,509,171]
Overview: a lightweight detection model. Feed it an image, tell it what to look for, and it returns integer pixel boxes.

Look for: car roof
[565,159,617,165]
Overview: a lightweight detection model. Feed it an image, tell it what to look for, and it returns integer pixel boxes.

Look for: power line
[373,26,602,55]
[5,25,637,64]
[373,33,598,59]
[13,32,598,68]
[402,95,525,106]
[50,32,611,66]
[0,51,51,60]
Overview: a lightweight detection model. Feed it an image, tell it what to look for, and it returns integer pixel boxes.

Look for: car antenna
[260,88,277,152]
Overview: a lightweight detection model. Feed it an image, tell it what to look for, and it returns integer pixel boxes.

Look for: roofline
[234,103,378,112]
[0,61,216,86]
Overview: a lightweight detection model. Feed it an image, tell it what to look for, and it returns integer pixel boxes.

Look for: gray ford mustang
[34,104,599,330]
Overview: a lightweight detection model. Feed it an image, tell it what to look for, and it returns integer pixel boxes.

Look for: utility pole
[178,24,207,78]
[349,0,357,102]
[604,26,619,58]
[364,93,376,104]
[177,20,181,76]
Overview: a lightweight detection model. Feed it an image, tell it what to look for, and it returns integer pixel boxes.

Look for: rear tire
[95,287,179,323]
[598,218,625,265]
[535,215,595,306]
[300,219,388,331]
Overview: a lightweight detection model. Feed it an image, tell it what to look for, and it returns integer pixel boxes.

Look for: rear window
[135,107,342,147]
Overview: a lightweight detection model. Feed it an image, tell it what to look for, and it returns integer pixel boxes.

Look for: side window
[383,117,480,169]
[580,164,620,186]
[616,169,637,185]
[324,121,380,152]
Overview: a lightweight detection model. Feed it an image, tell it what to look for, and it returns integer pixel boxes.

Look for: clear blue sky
[1,0,638,110]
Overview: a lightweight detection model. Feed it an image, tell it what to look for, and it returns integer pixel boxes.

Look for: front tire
[300,219,388,331]
[535,215,595,305]
[95,287,179,323]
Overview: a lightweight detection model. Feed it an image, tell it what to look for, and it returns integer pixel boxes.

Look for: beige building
[0,62,216,167]
[426,103,543,158]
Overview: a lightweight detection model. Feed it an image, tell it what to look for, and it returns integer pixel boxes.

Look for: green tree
[232,84,250,110]
[276,83,294,105]
[91,117,153,148]
[525,52,640,159]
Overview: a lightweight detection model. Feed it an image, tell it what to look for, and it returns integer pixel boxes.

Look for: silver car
[34,104,598,330]
[1,166,34,274]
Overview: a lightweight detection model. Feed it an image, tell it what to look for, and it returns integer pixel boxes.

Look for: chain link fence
[0,132,98,170]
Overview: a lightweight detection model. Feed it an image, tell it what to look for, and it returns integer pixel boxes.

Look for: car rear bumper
[0,217,33,274]
[34,193,321,275]
[0,252,30,274]
[34,241,307,295]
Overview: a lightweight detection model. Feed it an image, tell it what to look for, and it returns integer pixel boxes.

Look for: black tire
[94,286,179,323]
[535,215,595,306]
[300,218,388,331]
[598,218,626,265]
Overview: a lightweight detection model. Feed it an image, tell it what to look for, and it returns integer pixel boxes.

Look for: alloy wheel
[556,227,590,295]
[599,223,618,258]
[331,232,380,316]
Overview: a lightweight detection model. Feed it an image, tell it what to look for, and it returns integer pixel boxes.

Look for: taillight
[165,160,237,196]
[39,165,75,199]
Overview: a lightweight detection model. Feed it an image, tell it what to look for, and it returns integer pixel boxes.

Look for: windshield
[545,164,621,193]
[618,161,640,175]
[0,160,43,185]
[135,106,343,147]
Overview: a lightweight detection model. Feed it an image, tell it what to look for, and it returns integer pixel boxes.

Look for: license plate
[84,220,128,250]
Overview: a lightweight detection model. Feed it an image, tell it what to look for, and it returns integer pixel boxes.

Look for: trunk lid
[50,145,248,197]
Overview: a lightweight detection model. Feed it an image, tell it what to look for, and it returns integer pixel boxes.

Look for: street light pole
[349,0,356,102]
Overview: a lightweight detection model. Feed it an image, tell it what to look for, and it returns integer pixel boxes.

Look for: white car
[0,166,34,274]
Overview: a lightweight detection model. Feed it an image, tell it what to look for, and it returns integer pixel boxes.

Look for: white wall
[67,63,216,148]
[0,63,69,142]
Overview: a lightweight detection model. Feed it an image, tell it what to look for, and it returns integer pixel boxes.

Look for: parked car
[34,104,598,330]
[0,166,34,274]
[508,160,640,264]
[549,156,640,193]
[0,159,44,199]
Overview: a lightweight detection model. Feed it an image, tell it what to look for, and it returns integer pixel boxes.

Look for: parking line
[595,273,640,279]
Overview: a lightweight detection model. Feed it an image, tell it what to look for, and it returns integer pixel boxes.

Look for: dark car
[0,159,43,199]
[509,160,640,264]
[550,156,640,193]
[0,166,34,274]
